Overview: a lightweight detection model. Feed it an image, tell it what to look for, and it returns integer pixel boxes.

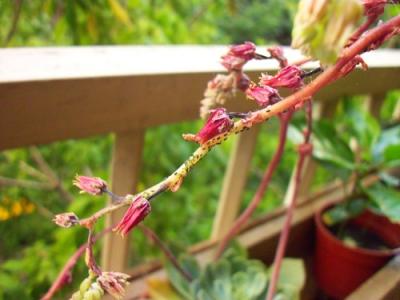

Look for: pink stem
[139,225,193,281]
[41,228,111,300]
[265,101,313,300]
[214,110,293,260]
[85,229,102,276]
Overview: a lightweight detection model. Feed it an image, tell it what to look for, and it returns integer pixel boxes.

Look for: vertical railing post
[211,125,261,240]
[101,130,145,272]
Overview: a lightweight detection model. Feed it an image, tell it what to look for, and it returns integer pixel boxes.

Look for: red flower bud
[113,196,151,237]
[221,42,256,71]
[362,0,387,18]
[184,108,233,145]
[260,65,304,89]
[73,175,107,196]
[53,212,79,228]
[246,84,280,106]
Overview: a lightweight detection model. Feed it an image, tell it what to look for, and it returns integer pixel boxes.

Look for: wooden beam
[101,130,145,272]
[1,48,400,151]
[211,124,261,240]
[364,92,386,120]
[346,255,400,300]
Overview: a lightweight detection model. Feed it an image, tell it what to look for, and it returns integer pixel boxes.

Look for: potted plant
[303,104,400,298]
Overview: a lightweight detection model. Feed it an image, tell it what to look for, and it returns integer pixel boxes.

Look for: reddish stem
[214,110,293,260]
[41,228,111,300]
[265,101,313,300]
[139,225,193,282]
[85,229,102,276]
[347,17,378,47]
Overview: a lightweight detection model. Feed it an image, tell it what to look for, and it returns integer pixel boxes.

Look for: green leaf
[165,262,193,300]
[366,183,400,223]
[312,120,355,178]
[342,101,380,159]
[322,199,366,226]
[383,144,400,168]
[372,125,400,165]
[276,258,306,300]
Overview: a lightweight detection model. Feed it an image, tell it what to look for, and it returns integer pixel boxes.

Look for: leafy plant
[291,100,400,225]
[147,246,305,300]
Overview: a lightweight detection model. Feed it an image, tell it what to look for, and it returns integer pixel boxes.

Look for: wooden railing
[1,46,400,275]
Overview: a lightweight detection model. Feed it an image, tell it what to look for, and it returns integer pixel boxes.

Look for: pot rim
[315,198,400,257]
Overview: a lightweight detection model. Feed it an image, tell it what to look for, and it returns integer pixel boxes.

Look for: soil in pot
[314,201,400,300]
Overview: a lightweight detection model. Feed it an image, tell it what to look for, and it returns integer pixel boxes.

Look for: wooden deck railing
[1,46,400,275]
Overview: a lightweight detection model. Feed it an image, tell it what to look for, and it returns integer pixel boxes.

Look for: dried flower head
[73,175,107,196]
[260,65,304,89]
[53,212,79,228]
[113,196,151,237]
[246,84,281,106]
[97,272,130,300]
[221,42,256,71]
[183,108,233,145]
[292,0,363,64]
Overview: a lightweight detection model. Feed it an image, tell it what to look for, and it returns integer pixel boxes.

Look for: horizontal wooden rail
[1,47,400,151]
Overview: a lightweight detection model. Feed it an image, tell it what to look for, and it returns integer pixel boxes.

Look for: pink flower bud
[184,108,233,145]
[97,272,130,299]
[113,196,151,237]
[73,175,107,196]
[362,0,387,18]
[260,65,304,89]
[53,212,79,228]
[221,42,256,71]
[246,84,280,106]
[228,42,256,60]
[267,46,288,68]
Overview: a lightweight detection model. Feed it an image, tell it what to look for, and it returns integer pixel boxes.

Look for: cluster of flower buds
[71,276,104,300]
[292,0,363,64]
[221,42,257,71]
[73,176,107,196]
[97,272,130,299]
[183,108,234,145]
[113,195,151,237]
[53,212,79,228]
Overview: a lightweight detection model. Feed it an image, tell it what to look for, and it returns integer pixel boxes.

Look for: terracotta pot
[314,199,400,299]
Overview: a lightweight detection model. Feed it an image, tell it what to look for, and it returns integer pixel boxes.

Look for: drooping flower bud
[267,46,288,68]
[362,0,387,18]
[221,42,256,71]
[260,65,304,89]
[339,55,368,77]
[73,175,107,196]
[292,0,363,64]
[97,272,130,300]
[246,84,281,106]
[53,212,79,228]
[183,108,233,145]
[113,196,151,237]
